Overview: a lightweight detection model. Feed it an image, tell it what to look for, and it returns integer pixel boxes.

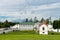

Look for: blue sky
[0,0,60,22]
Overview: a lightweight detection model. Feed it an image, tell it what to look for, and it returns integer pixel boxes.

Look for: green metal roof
[20,22,35,25]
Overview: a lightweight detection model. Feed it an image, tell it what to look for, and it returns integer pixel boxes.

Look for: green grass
[0,31,60,40]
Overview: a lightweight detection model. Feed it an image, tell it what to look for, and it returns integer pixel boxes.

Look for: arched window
[43,27,45,30]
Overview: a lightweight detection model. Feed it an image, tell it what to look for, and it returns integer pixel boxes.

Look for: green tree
[34,16,38,23]
[0,20,19,28]
[53,20,58,29]
[0,22,3,28]
[4,20,10,28]
[25,18,28,22]
[46,19,49,24]
[29,18,33,22]
[53,20,60,32]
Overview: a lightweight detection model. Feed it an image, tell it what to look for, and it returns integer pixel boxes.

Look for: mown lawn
[0,31,60,40]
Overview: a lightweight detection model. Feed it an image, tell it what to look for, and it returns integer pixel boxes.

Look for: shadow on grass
[1,31,60,35]
[0,30,38,35]
[48,32,60,35]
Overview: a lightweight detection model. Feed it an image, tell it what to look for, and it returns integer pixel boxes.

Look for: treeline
[0,20,19,28]
[25,17,52,24]
[25,17,39,23]
[0,17,60,29]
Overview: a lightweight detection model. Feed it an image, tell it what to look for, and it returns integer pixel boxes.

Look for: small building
[34,18,53,35]
[10,22,35,31]
[39,18,48,34]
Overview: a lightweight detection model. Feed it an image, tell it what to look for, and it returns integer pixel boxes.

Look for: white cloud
[0,0,26,6]
[28,3,60,11]
[0,0,60,22]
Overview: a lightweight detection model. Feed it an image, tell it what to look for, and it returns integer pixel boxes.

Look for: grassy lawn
[0,31,60,40]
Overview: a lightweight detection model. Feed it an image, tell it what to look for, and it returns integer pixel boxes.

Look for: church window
[43,27,45,30]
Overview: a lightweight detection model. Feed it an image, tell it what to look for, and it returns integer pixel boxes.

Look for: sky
[0,0,60,22]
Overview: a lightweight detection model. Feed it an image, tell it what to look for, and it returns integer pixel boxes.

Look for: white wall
[11,24,60,33]
[39,24,48,35]
[52,29,57,32]
[59,29,60,32]
[19,25,34,30]
[11,24,34,31]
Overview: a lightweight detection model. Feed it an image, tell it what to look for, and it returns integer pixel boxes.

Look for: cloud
[26,0,60,6]
[0,0,60,12]
[26,3,60,11]
[0,0,60,22]
[0,0,26,6]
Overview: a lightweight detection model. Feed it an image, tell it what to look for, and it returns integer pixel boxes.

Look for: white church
[10,18,53,35]
[34,18,53,35]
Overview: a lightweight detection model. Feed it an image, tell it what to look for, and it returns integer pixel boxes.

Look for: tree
[34,16,37,23]
[46,17,52,24]
[0,22,3,28]
[36,20,39,22]
[4,20,10,28]
[25,18,28,22]
[0,20,19,28]
[58,20,60,31]
[34,16,38,23]
[53,20,60,32]
[53,20,58,29]
[8,22,17,26]
[29,18,33,22]
[46,19,49,24]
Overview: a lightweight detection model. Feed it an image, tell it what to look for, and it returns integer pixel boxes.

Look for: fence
[0,28,13,34]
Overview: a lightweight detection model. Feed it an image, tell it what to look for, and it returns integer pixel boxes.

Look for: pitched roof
[39,18,48,26]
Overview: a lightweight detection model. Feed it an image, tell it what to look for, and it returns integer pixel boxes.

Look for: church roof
[39,18,48,26]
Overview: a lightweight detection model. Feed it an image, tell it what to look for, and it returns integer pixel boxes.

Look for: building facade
[10,18,53,35]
